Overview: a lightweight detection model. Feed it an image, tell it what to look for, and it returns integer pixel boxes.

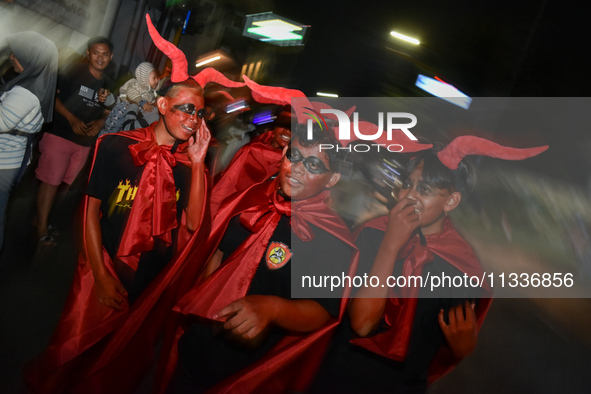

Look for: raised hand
[186,121,211,164]
[97,88,110,103]
[384,198,421,249]
[438,301,478,359]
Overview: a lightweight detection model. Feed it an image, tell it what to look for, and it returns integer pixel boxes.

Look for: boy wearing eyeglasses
[166,124,356,392]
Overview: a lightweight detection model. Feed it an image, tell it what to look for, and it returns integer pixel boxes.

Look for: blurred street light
[195,55,221,67]
[390,31,420,45]
[317,92,338,97]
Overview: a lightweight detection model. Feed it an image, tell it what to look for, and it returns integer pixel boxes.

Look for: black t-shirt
[86,134,191,301]
[50,61,114,147]
[178,213,351,390]
[311,227,481,394]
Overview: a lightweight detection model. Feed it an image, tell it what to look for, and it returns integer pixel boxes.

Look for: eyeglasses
[286,147,330,174]
[401,179,447,197]
[173,104,206,118]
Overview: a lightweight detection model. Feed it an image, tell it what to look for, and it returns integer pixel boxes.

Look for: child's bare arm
[349,199,420,337]
[216,296,331,340]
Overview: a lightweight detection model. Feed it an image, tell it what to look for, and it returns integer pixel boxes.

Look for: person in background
[119,61,159,112]
[99,62,160,136]
[34,36,114,246]
[0,31,58,251]
[209,105,291,215]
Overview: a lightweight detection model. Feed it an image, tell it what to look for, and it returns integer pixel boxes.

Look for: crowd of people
[1,17,548,394]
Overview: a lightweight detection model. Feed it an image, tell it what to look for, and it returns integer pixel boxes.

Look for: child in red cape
[161,123,358,393]
[24,15,244,394]
[311,136,547,393]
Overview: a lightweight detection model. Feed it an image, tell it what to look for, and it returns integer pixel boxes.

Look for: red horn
[146,14,189,83]
[193,67,245,89]
[437,135,549,169]
[243,76,311,123]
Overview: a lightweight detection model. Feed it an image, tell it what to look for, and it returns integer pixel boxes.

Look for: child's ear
[325,172,341,189]
[443,191,462,213]
[156,96,167,115]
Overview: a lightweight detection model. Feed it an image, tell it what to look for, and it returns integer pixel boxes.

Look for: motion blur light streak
[390,31,420,45]
[225,99,248,113]
[195,55,221,67]
[317,92,339,97]
[253,110,275,125]
[415,74,472,109]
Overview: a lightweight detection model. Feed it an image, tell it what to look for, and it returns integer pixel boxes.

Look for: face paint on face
[397,161,453,235]
[285,147,330,174]
[272,126,291,149]
[278,138,340,200]
[157,87,205,145]
[172,103,206,118]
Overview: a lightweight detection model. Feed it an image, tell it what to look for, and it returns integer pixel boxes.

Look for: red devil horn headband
[244,75,428,151]
[193,67,245,89]
[243,75,311,123]
[146,14,188,82]
[437,135,549,169]
[146,14,243,89]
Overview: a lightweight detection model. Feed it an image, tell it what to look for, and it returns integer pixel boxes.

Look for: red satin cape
[157,179,359,393]
[209,130,282,216]
[350,216,492,383]
[25,125,209,393]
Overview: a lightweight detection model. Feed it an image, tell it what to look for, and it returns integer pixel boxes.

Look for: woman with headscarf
[0,31,58,250]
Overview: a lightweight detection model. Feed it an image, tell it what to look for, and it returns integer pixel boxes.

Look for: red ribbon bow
[116,127,190,271]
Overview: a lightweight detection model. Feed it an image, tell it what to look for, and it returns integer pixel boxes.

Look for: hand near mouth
[187,122,211,165]
[385,198,421,249]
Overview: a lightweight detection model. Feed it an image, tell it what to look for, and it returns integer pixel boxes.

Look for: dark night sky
[235,0,591,185]
[264,0,591,97]
[170,0,589,185]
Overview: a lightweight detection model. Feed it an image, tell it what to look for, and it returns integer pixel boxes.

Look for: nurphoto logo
[307,109,418,152]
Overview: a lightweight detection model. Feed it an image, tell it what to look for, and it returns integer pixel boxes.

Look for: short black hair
[166,78,203,97]
[292,123,342,172]
[406,147,475,195]
[87,36,114,53]
[158,77,203,98]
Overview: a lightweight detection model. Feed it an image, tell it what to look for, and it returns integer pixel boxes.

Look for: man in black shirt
[35,37,115,244]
